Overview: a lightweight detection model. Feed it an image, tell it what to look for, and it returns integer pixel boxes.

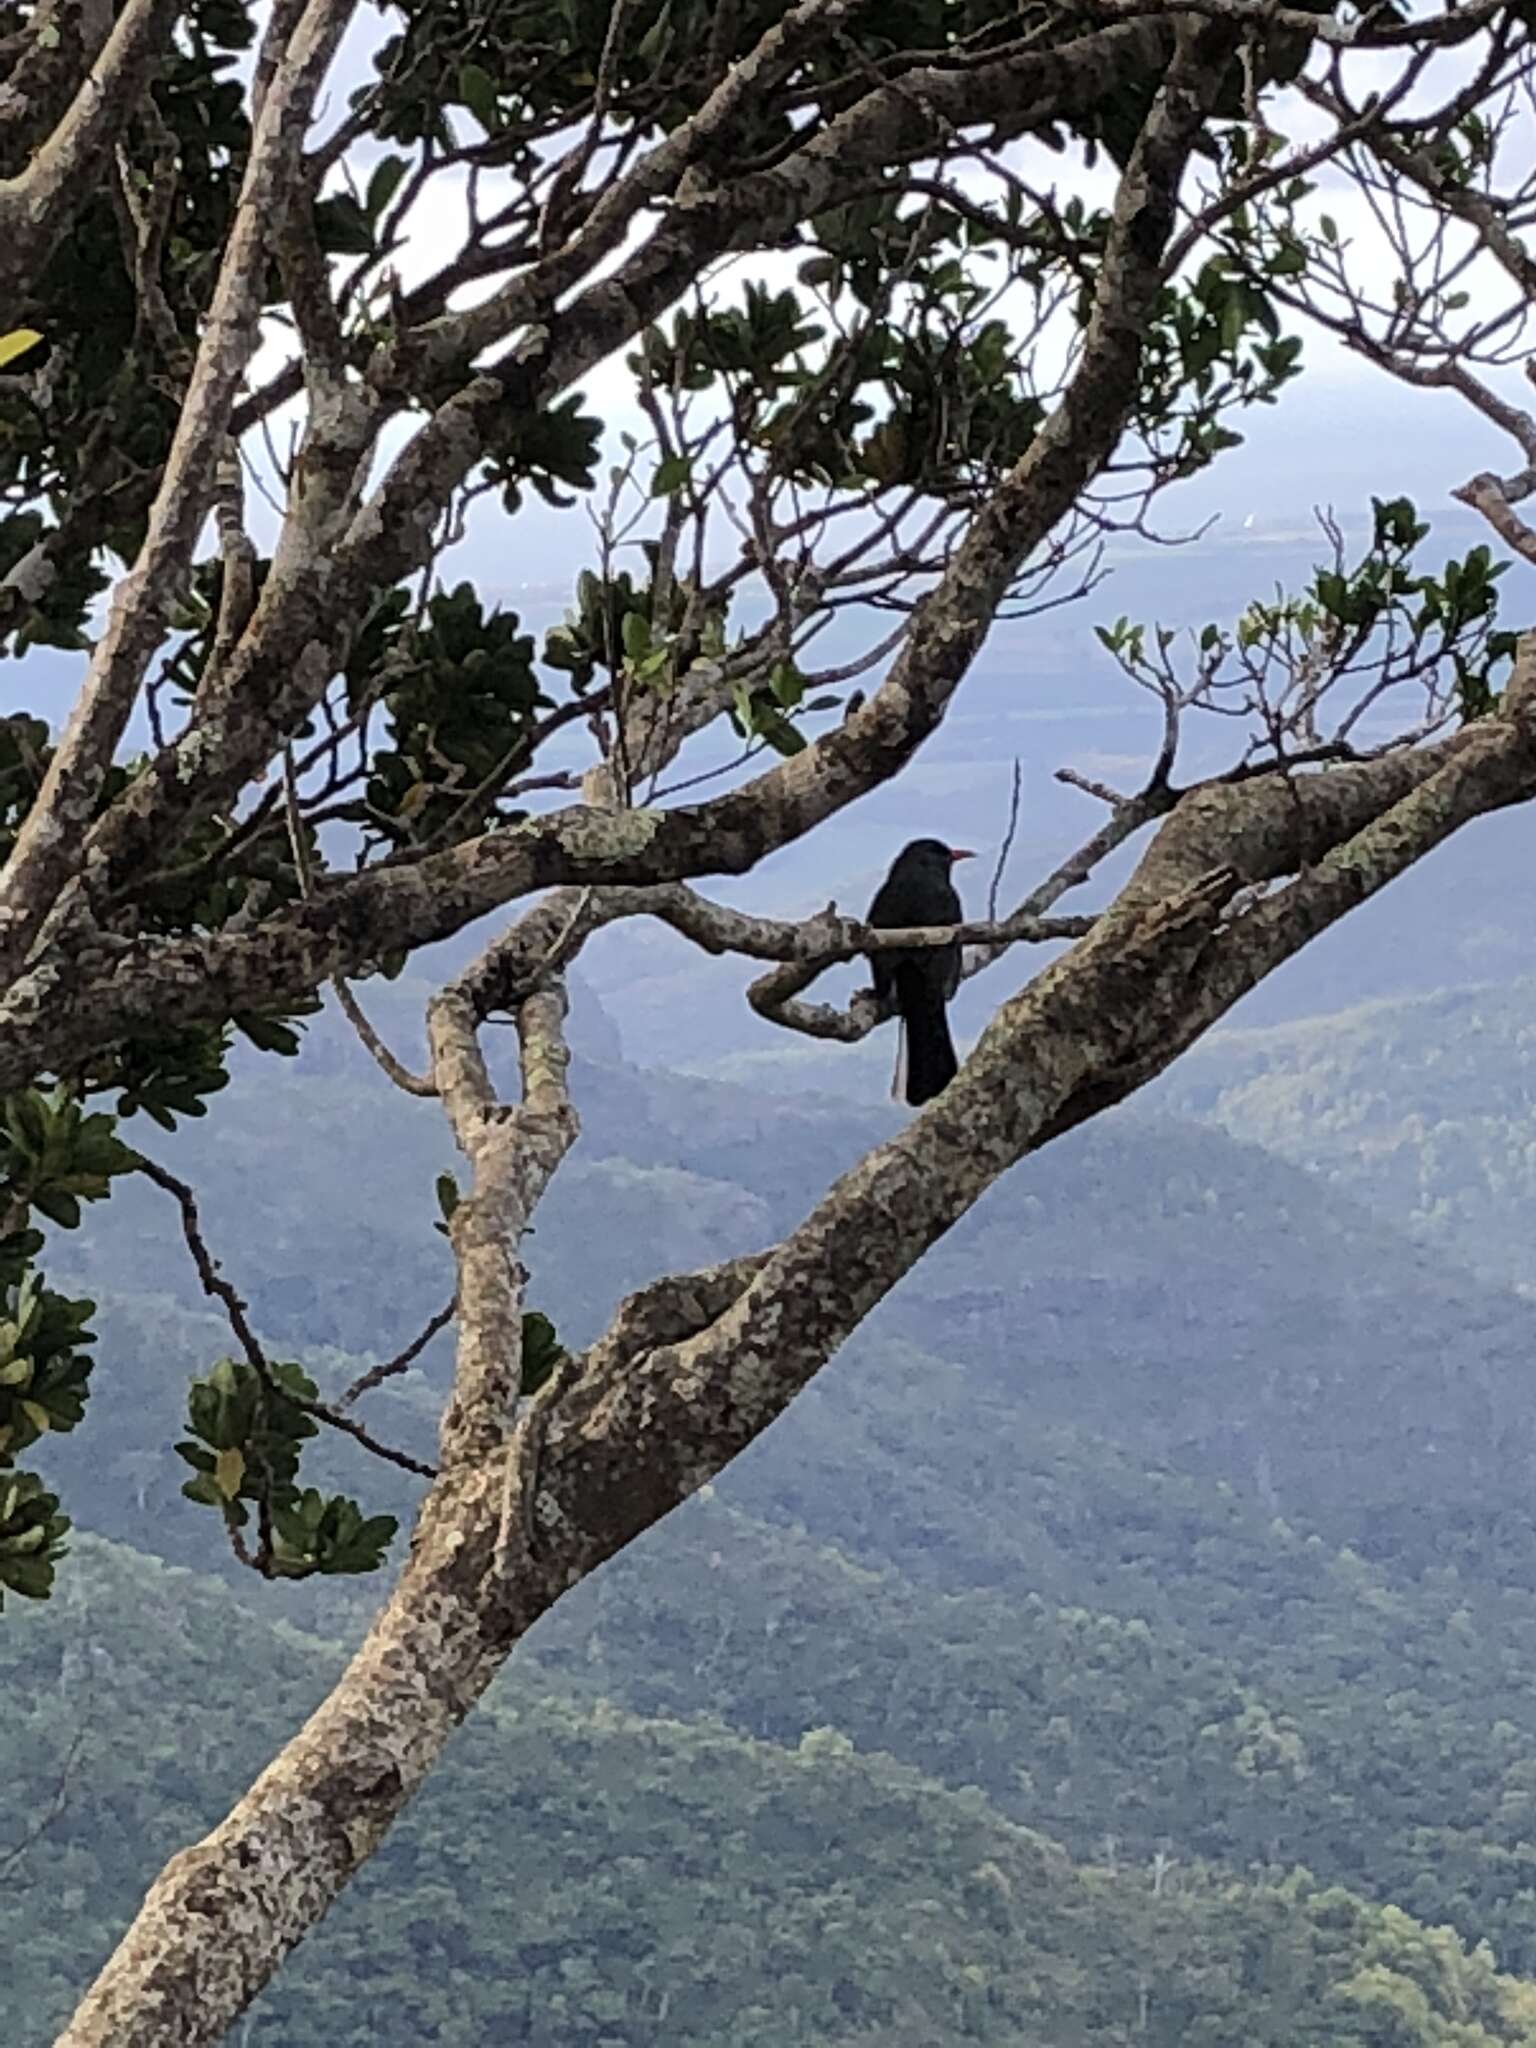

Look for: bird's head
[898,837,975,872]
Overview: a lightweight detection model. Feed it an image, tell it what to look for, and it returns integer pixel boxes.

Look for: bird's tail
[895,965,958,1107]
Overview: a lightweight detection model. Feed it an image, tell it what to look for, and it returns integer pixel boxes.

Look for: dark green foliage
[728,658,816,757]
[0,1088,133,1613]
[0,1272,98,1460]
[177,1358,395,1578]
[269,1489,398,1578]
[352,582,550,849]
[8,1537,1536,2046]
[485,393,605,516]
[91,1024,231,1131]
[0,1469,68,1604]
[542,554,731,704]
[178,1357,320,1506]
[0,512,110,652]
[0,0,254,634]
[519,1309,565,1397]
[0,1092,134,1228]
[0,713,51,863]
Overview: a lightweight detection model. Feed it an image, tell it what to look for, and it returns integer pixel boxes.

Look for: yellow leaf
[19,1399,49,1434]
[214,1446,245,1499]
[0,1352,31,1388]
[0,328,43,370]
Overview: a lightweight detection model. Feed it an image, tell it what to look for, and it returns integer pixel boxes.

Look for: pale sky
[278,18,1536,603]
[10,15,1534,716]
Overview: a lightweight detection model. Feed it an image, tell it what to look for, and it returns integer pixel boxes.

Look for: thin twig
[341,1298,458,1407]
[134,1154,274,1387]
[283,741,437,1095]
[135,1152,438,1497]
[291,1391,437,1481]
[329,979,437,1097]
[133,1150,278,1572]
[987,758,1023,922]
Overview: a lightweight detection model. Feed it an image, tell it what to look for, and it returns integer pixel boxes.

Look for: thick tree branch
[340,1299,457,1409]
[0,0,182,296]
[429,954,578,1467]
[0,0,359,982]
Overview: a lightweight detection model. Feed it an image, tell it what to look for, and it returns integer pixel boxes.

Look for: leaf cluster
[176,1357,396,1577]
[347,582,552,849]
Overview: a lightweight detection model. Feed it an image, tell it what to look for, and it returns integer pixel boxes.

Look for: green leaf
[636,0,673,71]
[520,1311,565,1397]
[32,1188,80,1231]
[769,662,804,710]
[312,194,374,257]
[458,63,500,135]
[233,1011,304,1057]
[620,610,651,661]
[760,713,806,757]
[651,454,692,497]
[365,155,409,222]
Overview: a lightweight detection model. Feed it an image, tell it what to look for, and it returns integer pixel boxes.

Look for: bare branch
[135,1150,437,1496]
[328,980,436,1098]
[340,1299,458,1409]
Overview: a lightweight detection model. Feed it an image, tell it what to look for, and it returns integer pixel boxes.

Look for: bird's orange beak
[948,847,976,862]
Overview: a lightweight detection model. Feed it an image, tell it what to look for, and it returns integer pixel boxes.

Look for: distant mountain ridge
[1157,973,1536,1294]
[14,1534,1536,2044]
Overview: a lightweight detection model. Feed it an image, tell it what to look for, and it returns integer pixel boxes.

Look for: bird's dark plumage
[866,837,972,1106]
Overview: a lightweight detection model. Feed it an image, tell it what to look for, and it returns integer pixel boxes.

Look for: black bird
[866,838,974,1107]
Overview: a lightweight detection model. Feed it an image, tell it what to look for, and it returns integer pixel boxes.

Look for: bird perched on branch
[866,838,974,1107]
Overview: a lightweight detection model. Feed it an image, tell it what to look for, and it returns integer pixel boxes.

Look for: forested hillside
[1159,976,1536,1296]
[19,962,1536,2038]
[11,1538,1536,2047]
